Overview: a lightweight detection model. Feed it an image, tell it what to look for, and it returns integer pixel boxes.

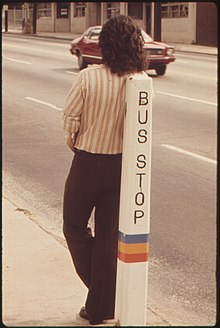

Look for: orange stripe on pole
[118,251,149,263]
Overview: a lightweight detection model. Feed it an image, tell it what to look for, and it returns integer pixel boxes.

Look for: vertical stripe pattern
[62,64,127,154]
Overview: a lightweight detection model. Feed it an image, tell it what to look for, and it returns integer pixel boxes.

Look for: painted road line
[175,59,189,64]
[3,44,71,57]
[161,144,217,165]
[65,71,78,75]
[157,91,217,106]
[3,37,29,42]
[3,56,32,65]
[25,97,62,111]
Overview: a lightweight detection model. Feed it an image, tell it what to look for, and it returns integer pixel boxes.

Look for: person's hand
[65,134,75,152]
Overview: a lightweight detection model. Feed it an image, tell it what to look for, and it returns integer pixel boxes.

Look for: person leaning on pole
[62,14,149,325]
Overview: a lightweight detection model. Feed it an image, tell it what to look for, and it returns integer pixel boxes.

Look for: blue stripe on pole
[118,231,149,244]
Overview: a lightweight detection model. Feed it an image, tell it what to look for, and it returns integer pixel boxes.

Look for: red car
[70,26,175,76]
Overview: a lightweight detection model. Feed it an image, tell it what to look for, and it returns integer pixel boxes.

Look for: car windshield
[83,27,153,42]
[141,30,153,42]
[89,28,101,40]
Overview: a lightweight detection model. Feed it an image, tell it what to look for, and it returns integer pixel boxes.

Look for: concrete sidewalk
[3,30,218,56]
[2,196,168,327]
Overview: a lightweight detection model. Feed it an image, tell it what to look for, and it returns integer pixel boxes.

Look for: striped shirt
[62,64,127,154]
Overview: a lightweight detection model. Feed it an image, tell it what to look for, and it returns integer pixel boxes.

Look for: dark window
[37,3,52,19]
[74,2,86,17]
[57,2,69,19]
[128,2,143,20]
[161,2,188,18]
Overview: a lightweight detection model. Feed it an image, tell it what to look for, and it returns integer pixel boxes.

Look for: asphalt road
[2,34,217,325]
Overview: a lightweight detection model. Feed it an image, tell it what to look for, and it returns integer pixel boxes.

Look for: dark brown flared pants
[63,150,122,322]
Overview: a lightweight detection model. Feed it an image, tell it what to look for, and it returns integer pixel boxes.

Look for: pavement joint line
[157,91,217,106]
[161,144,217,165]
[147,306,172,326]
[3,195,68,249]
[25,96,63,111]
[175,59,189,64]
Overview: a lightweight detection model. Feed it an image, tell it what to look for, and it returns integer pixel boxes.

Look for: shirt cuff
[62,114,80,134]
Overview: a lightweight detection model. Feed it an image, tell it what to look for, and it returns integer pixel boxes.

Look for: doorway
[55,2,70,32]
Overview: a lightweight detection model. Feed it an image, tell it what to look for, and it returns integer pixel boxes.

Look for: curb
[2,31,74,41]
[3,31,217,56]
[173,47,217,56]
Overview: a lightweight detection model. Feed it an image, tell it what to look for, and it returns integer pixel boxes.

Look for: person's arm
[62,72,85,151]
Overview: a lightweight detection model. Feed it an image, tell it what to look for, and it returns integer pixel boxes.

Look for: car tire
[78,52,88,70]
[155,65,166,76]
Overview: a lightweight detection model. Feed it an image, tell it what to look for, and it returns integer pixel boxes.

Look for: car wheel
[78,52,88,70]
[155,65,166,76]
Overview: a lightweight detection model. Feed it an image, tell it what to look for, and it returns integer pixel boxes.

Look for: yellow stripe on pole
[118,240,149,254]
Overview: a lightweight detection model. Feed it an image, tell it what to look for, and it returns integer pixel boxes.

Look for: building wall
[4,2,216,46]
[70,2,86,33]
[162,3,196,44]
[37,3,55,32]
[55,18,70,32]
[70,16,86,33]
[131,16,146,31]
[86,2,101,27]
[127,2,146,30]
[54,3,71,32]
[196,2,217,46]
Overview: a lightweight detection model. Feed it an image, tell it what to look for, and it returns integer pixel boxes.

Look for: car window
[88,28,101,41]
[141,30,153,42]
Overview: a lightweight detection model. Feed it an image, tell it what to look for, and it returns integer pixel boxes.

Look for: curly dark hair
[98,15,148,76]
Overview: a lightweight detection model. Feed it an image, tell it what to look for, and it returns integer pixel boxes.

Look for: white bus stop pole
[115,73,153,326]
